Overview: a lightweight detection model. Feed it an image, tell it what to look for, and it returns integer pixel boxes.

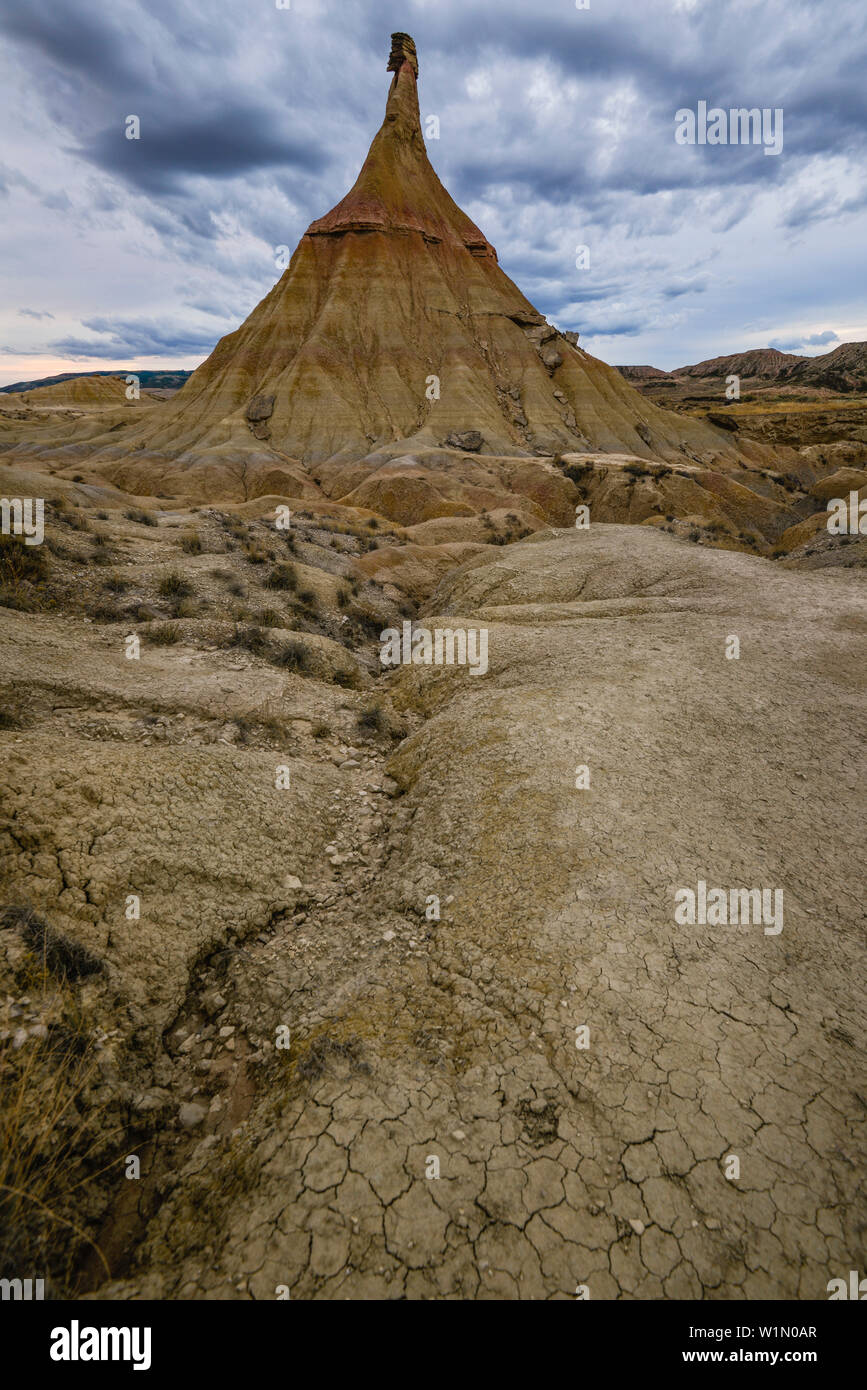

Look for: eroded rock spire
[387,32,418,77]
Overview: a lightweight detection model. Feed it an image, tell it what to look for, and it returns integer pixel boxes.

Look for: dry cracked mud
[1,512,865,1301]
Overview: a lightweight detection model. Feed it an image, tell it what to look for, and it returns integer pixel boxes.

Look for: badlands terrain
[0,32,865,1299]
[0,394,864,1300]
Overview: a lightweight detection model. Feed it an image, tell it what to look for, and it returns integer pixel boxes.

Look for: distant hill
[615,364,672,382]
[1,368,192,394]
[617,343,867,395]
[673,348,805,380]
[776,342,867,394]
[16,375,131,405]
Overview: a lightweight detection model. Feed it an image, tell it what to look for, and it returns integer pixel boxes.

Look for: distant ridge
[674,348,804,379]
[615,365,672,382]
[616,342,867,393]
[1,368,192,394]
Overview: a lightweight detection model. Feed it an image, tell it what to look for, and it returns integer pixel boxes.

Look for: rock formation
[92,34,736,476]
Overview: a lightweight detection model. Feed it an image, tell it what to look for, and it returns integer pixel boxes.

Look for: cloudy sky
[0,0,865,387]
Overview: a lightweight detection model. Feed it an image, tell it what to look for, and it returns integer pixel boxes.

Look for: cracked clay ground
[2,523,865,1299]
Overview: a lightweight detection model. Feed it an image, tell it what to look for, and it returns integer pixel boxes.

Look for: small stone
[202,990,226,1018]
[629,1219,645,1235]
[382,930,396,942]
[218,1025,235,1037]
[178,1102,207,1130]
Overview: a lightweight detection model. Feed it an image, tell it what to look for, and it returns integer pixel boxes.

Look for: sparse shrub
[2,905,104,982]
[171,597,199,619]
[89,601,124,623]
[228,624,269,657]
[64,506,90,533]
[297,588,318,609]
[95,510,109,521]
[274,639,311,673]
[257,607,282,627]
[312,721,331,739]
[233,715,254,745]
[158,570,193,599]
[124,507,157,527]
[180,531,202,554]
[89,534,112,565]
[0,707,22,730]
[145,623,180,645]
[564,462,593,487]
[356,703,385,735]
[227,580,245,597]
[103,573,129,593]
[0,588,38,611]
[0,534,49,600]
[336,586,351,608]
[265,562,297,591]
[351,606,386,637]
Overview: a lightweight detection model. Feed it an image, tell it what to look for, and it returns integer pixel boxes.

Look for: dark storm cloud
[50,316,224,358]
[0,0,864,376]
[80,108,325,195]
[579,319,645,338]
[426,0,867,221]
[1,0,140,88]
